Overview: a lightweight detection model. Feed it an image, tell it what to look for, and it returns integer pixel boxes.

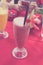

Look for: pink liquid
[13,17,30,48]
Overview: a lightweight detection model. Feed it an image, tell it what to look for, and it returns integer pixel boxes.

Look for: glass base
[12,47,28,59]
[0,31,9,39]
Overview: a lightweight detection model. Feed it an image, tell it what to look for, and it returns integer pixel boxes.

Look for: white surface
[13,17,25,27]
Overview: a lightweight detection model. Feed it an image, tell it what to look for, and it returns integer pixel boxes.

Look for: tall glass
[12,17,30,59]
[0,3,8,38]
[39,8,43,41]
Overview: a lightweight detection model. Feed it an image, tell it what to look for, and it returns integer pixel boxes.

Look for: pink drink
[13,17,30,48]
[12,17,30,59]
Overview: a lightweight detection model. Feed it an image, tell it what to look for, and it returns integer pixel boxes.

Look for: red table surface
[0,21,43,65]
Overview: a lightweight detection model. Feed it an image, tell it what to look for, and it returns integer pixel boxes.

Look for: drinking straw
[21,1,30,25]
[24,5,29,25]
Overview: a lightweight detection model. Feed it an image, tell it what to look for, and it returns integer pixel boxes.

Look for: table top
[0,21,43,65]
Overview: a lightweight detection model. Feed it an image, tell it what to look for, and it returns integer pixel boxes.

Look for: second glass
[12,17,30,59]
[0,3,8,38]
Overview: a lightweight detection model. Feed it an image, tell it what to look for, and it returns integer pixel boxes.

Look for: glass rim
[13,17,29,27]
